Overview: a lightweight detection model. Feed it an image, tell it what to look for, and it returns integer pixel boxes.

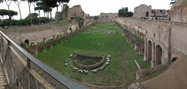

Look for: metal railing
[0,31,88,89]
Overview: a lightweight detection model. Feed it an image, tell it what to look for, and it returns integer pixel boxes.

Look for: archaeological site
[0,0,186,89]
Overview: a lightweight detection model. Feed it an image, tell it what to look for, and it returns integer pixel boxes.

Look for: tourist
[150,17,152,20]
[156,17,158,20]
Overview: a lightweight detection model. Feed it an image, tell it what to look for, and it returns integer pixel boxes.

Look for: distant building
[133,4,152,18]
[67,5,86,20]
[151,9,170,17]
[55,4,86,21]
[98,13,118,22]
[133,4,170,19]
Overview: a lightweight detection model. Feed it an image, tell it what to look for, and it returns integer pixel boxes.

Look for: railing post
[7,40,12,88]
[27,58,31,69]
[27,58,31,89]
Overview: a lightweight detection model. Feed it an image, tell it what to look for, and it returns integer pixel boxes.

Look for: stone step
[0,83,6,86]
[0,86,5,89]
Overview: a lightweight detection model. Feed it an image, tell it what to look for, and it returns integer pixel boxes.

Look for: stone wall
[98,13,118,22]
[2,23,70,45]
[133,4,169,19]
[117,17,187,66]
[170,0,187,22]
[133,4,152,18]
[68,5,85,20]
[55,12,62,20]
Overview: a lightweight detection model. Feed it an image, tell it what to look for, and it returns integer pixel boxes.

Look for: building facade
[98,13,118,22]
[67,5,86,20]
[133,4,152,18]
[133,4,170,19]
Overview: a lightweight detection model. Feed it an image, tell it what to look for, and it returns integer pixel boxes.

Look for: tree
[94,16,99,20]
[118,7,133,17]
[0,9,18,18]
[35,2,42,23]
[1,0,13,26]
[13,0,25,19]
[42,0,59,19]
[56,0,69,12]
[124,7,128,12]
[27,0,38,25]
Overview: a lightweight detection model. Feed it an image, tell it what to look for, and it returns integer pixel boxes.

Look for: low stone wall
[74,53,105,70]
[37,22,97,52]
[115,22,144,55]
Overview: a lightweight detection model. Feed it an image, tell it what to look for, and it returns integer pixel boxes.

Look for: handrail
[0,31,88,89]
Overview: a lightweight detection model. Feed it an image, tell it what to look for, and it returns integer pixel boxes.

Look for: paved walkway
[0,64,7,89]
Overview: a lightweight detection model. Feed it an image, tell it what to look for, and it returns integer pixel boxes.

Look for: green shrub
[40,17,50,23]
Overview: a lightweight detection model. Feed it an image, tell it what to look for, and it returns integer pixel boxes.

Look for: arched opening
[147,41,152,62]
[25,39,29,46]
[146,12,149,17]
[69,28,72,32]
[156,45,162,65]
[171,57,178,63]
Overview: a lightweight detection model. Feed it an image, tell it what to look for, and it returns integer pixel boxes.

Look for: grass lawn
[51,20,69,25]
[37,23,150,86]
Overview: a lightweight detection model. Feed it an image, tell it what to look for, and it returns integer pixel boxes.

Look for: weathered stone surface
[170,0,187,22]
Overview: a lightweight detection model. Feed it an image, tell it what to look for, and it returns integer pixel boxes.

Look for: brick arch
[170,54,180,64]
[24,39,29,46]
[171,57,178,63]
[147,40,152,62]
[155,45,162,66]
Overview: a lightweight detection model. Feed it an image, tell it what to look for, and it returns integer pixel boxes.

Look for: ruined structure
[55,12,62,20]
[133,4,170,19]
[62,4,69,20]
[55,4,86,21]
[98,13,118,22]
[55,4,94,31]
[151,9,170,17]
[170,0,187,22]
[2,23,70,46]
[68,5,86,20]
[118,17,187,68]
[133,4,152,18]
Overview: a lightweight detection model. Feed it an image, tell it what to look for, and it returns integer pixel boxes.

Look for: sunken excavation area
[74,53,105,69]
[36,23,150,87]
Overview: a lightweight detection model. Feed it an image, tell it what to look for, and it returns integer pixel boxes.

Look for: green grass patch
[117,22,144,43]
[51,20,69,25]
[37,23,150,86]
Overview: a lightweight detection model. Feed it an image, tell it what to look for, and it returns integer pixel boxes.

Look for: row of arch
[146,40,162,66]
[145,39,178,67]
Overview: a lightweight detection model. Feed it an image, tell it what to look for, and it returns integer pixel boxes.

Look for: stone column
[34,46,38,55]
[143,39,147,61]
[151,42,155,67]
[163,49,169,65]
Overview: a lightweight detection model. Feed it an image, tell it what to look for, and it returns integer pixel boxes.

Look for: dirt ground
[141,57,187,89]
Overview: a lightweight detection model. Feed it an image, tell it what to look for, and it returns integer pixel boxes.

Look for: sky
[0,0,172,20]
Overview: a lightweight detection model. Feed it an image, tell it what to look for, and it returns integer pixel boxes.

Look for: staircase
[0,64,7,89]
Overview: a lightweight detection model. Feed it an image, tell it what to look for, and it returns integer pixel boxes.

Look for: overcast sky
[0,0,172,20]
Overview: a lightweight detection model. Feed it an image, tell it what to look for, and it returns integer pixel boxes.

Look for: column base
[151,61,155,68]
[143,55,147,62]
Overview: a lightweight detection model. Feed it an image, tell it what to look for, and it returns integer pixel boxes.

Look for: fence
[0,31,88,89]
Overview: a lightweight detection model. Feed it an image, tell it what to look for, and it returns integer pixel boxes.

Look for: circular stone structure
[74,53,105,69]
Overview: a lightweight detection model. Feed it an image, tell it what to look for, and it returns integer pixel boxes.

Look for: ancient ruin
[170,0,187,22]
[133,4,170,19]
[98,13,118,22]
